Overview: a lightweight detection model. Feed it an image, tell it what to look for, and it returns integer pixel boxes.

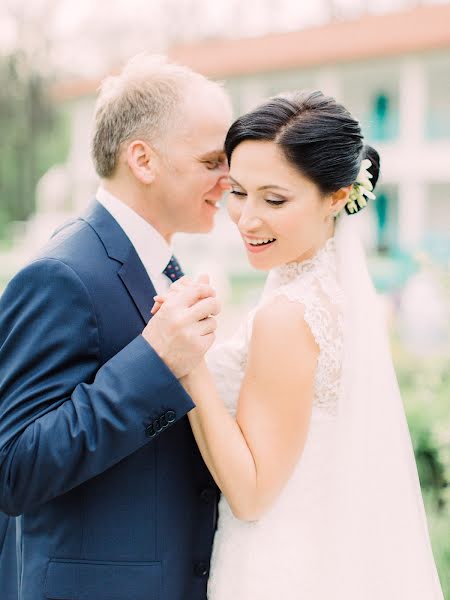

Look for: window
[425,55,450,139]
[424,183,450,263]
[372,184,399,253]
[340,62,400,142]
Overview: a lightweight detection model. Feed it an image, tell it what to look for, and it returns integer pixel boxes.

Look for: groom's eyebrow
[200,149,226,159]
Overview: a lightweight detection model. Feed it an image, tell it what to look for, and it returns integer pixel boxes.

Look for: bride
[156,91,444,599]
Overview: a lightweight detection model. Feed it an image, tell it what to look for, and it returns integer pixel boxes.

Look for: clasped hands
[142,275,220,379]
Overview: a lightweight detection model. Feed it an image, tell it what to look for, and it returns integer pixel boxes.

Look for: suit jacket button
[200,489,216,504]
[165,410,176,423]
[194,561,209,577]
[159,413,168,428]
[153,418,163,433]
[145,424,155,438]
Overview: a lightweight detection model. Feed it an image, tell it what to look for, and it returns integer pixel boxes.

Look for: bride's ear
[327,186,352,217]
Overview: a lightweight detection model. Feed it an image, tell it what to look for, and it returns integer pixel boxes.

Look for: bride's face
[227,140,336,270]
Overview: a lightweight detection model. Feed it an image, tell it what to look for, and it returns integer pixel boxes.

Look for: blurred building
[167,3,450,264]
[21,2,448,292]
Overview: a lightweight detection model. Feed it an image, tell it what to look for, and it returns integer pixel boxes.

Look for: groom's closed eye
[200,151,227,170]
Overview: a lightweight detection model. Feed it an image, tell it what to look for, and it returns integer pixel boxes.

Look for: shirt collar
[96,186,172,280]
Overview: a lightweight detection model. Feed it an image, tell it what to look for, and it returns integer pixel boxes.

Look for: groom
[0,55,232,600]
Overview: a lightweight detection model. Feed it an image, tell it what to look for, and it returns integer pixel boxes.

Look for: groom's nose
[218,175,231,191]
[208,175,230,201]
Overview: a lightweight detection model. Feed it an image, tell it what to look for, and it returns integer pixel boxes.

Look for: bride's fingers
[196,315,217,336]
[151,275,215,316]
[196,273,210,285]
[169,276,192,291]
[151,294,166,315]
[150,301,163,315]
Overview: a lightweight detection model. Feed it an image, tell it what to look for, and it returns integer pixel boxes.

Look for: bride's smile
[227,140,349,270]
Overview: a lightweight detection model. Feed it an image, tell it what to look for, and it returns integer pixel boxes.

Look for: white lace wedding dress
[206,231,444,599]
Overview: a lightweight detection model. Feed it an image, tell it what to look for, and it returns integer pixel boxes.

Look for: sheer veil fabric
[206,215,444,599]
[330,215,443,597]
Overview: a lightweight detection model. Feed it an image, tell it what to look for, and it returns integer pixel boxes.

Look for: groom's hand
[142,277,220,378]
[150,274,210,315]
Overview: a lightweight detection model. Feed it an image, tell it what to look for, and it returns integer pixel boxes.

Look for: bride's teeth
[248,238,275,246]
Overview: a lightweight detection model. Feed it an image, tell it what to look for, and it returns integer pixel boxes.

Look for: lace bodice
[208,236,344,419]
[205,237,345,599]
[206,233,444,600]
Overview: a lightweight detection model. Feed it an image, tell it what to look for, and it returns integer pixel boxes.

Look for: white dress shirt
[96,187,173,294]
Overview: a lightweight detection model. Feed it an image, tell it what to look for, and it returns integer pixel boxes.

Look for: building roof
[53,3,450,101]
[171,3,450,77]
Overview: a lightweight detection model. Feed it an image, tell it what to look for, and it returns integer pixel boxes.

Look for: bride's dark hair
[225,90,380,199]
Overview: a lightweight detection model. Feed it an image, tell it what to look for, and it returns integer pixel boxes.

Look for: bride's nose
[236,197,264,229]
[238,210,263,232]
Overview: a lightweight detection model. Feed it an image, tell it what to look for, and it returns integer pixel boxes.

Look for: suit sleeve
[0,258,195,516]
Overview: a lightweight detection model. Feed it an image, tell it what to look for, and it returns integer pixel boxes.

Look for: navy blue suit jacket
[0,512,17,599]
[0,202,218,600]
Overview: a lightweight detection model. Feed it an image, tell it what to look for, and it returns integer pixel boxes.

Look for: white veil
[331,214,443,598]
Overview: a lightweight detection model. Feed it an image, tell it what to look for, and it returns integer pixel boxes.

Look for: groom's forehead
[174,124,227,159]
[178,89,231,140]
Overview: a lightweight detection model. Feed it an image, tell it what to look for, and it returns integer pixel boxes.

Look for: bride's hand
[151,274,212,315]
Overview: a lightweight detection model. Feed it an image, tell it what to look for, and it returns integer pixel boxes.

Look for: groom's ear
[126,140,159,185]
[327,185,352,217]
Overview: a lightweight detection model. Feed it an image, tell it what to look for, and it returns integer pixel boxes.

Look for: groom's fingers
[188,296,221,322]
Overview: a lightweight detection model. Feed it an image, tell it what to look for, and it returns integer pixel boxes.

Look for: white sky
[1,0,449,77]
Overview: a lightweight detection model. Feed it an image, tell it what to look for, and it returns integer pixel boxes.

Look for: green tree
[0,51,69,238]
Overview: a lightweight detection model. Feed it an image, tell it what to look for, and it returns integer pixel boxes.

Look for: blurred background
[1,0,449,593]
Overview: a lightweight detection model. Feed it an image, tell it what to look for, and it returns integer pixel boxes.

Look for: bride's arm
[183,295,318,521]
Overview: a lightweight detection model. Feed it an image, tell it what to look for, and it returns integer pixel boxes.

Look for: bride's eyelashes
[229,190,287,207]
[265,198,286,206]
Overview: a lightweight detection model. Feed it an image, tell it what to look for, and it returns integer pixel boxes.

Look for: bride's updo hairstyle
[225,90,380,211]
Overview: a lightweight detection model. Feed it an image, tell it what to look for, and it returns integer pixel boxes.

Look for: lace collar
[273,236,337,283]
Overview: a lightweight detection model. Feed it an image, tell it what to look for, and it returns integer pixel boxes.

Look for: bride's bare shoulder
[251,294,318,354]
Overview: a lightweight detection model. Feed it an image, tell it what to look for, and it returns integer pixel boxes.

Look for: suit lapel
[82,200,157,324]
[117,256,156,324]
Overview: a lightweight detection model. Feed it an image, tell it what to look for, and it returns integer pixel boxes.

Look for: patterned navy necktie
[163,255,184,283]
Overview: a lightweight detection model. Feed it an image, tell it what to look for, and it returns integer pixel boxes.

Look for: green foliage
[229,272,265,305]
[393,338,450,596]
[0,52,70,236]
[425,495,450,599]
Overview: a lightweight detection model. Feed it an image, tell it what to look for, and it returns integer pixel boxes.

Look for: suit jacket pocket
[44,558,162,600]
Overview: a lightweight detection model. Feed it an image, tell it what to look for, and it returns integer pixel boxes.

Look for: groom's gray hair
[91,53,224,178]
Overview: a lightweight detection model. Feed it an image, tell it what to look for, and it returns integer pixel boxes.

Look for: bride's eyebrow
[229,177,291,193]
[258,184,291,192]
